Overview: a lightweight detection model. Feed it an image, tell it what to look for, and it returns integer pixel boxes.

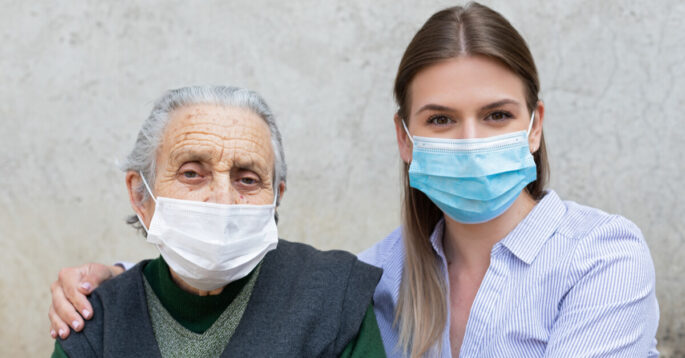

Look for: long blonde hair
[393,3,549,356]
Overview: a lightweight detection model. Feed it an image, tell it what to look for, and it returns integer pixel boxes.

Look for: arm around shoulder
[54,290,105,357]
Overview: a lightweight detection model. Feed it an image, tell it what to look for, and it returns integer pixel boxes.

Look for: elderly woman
[51,86,385,357]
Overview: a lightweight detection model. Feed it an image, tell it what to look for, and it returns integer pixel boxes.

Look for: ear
[126,171,154,228]
[277,181,286,204]
[529,101,545,153]
[394,113,413,164]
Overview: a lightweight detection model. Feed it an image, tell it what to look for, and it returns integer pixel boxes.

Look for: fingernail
[58,329,65,338]
[80,282,92,291]
[82,309,90,318]
[51,330,56,338]
[72,320,80,329]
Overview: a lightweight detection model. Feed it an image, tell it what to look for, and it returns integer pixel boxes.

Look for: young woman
[358,3,659,357]
[48,3,659,357]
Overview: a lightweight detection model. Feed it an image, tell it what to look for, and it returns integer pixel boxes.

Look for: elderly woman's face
[142,104,275,213]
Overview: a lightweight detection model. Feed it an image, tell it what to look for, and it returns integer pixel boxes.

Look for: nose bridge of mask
[137,171,278,227]
[401,111,535,143]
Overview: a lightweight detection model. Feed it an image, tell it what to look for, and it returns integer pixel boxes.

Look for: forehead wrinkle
[162,104,274,175]
[220,139,273,178]
[167,138,221,166]
[166,125,227,156]
[164,123,248,163]
[176,116,269,146]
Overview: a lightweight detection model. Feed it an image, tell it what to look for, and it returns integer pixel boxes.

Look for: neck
[169,268,225,296]
[443,191,537,270]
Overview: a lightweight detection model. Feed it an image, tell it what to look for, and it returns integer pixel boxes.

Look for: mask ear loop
[401,119,415,145]
[526,111,536,137]
[139,171,157,203]
[137,171,157,233]
[272,186,279,206]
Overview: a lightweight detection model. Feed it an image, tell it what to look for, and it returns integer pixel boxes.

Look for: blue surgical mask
[403,112,537,224]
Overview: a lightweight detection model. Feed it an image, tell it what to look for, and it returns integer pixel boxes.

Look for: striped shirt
[359,190,659,357]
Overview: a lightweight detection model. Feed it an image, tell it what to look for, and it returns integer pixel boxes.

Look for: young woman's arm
[48,263,124,339]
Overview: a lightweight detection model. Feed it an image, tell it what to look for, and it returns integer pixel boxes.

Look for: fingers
[62,271,95,323]
[52,270,85,334]
[109,264,125,277]
[49,304,59,338]
[48,286,73,340]
[81,263,120,292]
[49,262,118,339]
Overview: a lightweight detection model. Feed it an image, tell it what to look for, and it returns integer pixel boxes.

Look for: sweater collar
[143,256,252,333]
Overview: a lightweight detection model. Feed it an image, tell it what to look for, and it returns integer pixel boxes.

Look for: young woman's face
[395,55,544,162]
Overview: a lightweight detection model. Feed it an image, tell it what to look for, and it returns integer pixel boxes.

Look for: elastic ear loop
[271,187,279,206]
[137,171,157,233]
[401,119,415,145]
[526,111,536,137]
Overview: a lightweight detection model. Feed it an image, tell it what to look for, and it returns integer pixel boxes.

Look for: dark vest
[59,240,382,357]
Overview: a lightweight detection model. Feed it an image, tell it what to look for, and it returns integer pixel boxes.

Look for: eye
[177,162,206,184]
[235,170,262,189]
[427,115,454,126]
[485,111,513,121]
[240,177,257,185]
[182,170,198,178]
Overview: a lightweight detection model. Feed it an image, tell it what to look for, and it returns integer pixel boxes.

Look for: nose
[208,174,240,204]
[458,117,478,139]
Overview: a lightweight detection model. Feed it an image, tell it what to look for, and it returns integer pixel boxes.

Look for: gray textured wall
[1,0,683,356]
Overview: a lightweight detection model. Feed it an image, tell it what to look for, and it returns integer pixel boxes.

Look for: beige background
[1,0,683,356]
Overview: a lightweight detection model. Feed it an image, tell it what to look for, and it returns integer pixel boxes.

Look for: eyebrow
[170,148,215,165]
[414,104,455,116]
[233,156,268,175]
[414,99,523,116]
[480,99,522,111]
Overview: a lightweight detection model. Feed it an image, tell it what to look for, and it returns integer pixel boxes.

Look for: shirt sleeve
[114,261,135,271]
[51,340,69,358]
[544,216,660,357]
[339,303,387,358]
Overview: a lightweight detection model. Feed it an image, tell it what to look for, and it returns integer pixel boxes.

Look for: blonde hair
[393,3,548,356]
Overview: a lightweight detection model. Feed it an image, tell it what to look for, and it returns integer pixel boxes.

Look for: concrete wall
[1,0,682,355]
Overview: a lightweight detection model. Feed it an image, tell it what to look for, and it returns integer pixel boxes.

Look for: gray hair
[122,85,287,232]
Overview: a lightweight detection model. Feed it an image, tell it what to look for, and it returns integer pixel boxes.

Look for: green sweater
[52,257,385,357]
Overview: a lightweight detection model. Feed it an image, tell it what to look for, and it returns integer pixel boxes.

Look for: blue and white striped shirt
[359,190,659,357]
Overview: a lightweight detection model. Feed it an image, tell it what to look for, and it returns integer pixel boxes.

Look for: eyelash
[426,115,454,126]
[182,170,199,178]
[426,111,514,125]
[485,111,514,121]
[240,177,258,185]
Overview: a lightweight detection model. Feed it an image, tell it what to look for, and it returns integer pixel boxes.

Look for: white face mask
[137,172,279,291]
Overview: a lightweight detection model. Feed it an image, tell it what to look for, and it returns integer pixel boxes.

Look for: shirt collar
[429,219,447,261]
[499,190,567,265]
[428,190,566,265]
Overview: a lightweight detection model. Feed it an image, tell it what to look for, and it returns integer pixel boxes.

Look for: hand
[48,263,124,339]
